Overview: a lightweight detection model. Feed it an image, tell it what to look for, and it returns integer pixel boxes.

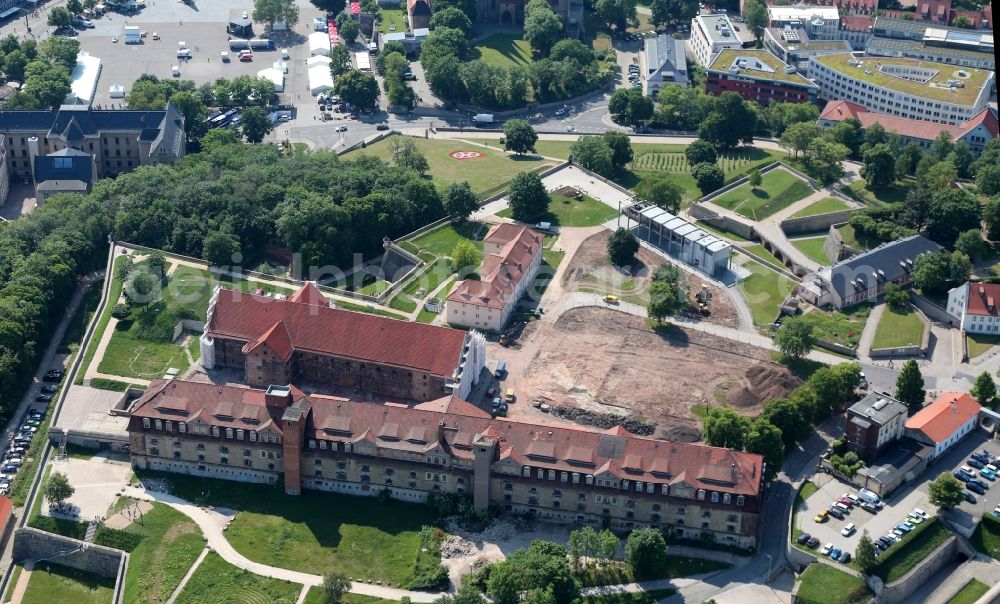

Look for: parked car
[844,493,860,505]
[821,543,833,556]
[24,419,40,427]
[797,532,811,545]
[828,508,845,520]
[19,426,36,434]
[968,481,986,495]
[814,509,829,523]
[964,491,978,503]
[954,470,972,482]
[806,537,819,548]
[969,458,985,469]
[961,465,976,475]
[5,459,22,468]
[8,447,25,456]
[376,123,389,131]
[832,502,851,514]
[987,464,999,474]
[335,125,348,132]
[838,497,855,508]
[860,502,878,514]
[838,552,852,564]
[35,394,52,403]
[993,505,1000,517]
[0,464,17,473]
[830,547,842,560]
[841,522,856,536]
[43,370,64,382]
[971,452,990,464]
[981,468,996,481]
[897,522,914,532]
[969,478,989,490]
[906,514,924,524]
[40,385,57,394]
[912,508,928,519]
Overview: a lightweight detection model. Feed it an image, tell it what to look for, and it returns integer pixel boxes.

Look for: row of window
[142,417,281,443]
[523,466,746,506]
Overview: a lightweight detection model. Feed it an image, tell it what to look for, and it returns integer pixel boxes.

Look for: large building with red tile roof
[446,224,544,332]
[200,283,485,401]
[128,378,765,544]
[819,100,999,155]
[905,392,981,459]
[946,282,1000,333]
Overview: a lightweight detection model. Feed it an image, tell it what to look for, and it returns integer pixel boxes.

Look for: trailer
[472,113,494,125]
[228,39,250,51]
[249,38,275,50]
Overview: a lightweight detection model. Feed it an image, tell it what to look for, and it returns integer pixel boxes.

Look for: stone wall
[875,536,958,604]
[12,527,125,578]
[869,306,931,359]
[781,208,858,237]
[687,204,758,240]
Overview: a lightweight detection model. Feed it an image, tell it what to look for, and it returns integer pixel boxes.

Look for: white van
[495,360,506,377]
[858,488,881,506]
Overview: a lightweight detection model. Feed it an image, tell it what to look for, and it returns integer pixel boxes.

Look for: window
[142,418,150,430]
[711,492,719,503]
[309,440,316,449]
[244,458,252,467]
[150,438,159,446]
[197,444,205,451]
[150,447,159,456]
[180,422,187,433]
[723,493,731,505]
[226,428,233,439]
[320,441,327,450]
[173,451,181,459]
[155,419,163,430]
[244,449,252,457]
[250,432,257,442]
[220,446,229,454]
[315,459,322,466]
[211,426,219,437]
[235,429,242,439]
[736,495,745,506]
[165,421,172,432]
[198,454,205,462]
[697,489,706,501]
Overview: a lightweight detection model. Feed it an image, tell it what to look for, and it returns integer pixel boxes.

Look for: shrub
[111,303,131,319]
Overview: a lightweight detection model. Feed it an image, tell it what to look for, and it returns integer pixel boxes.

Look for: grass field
[795,563,870,604]
[790,236,832,265]
[582,588,677,604]
[846,180,913,207]
[791,197,851,218]
[946,579,989,604]
[873,517,950,582]
[474,33,534,68]
[872,307,925,350]
[496,193,618,227]
[379,6,407,32]
[76,255,129,384]
[971,514,1000,559]
[21,563,116,604]
[174,551,300,604]
[738,260,795,326]
[967,333,1000,359]
[709,169,814,220]
[140,471,441,587]
[626,146,783,203]
[343,136,554,199]
[797,305,871,349]
[407,221,485,257]
[743,244,786,271]
[304,592,398,604]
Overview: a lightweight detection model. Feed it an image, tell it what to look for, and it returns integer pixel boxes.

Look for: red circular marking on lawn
[449,151,484,160]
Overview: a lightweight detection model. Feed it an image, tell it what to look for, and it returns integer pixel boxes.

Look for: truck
[123,25,141,44]
[472,113,494,125]
[249,38,275,50]
[858,488,882,507]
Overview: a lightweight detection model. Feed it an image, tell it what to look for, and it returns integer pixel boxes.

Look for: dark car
[968,481,987,495]
[954,470,971,482]
[40,385,57,394]
[35,394,52,403]
[796,533,811,545]
[376,123,389,131]
[828,508,845,520]
[965,491,978,503]
[969,478,989,490]
[838,552,852,564]
[874,540,887,551]
[42,371,63,383]
[807,537,819,548]
[969,458,985,469]
[860,501,878,513]
[972,452,989,463]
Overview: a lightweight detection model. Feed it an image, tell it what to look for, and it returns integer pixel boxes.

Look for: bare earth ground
[495,307,798,442]
[561,231,739,329]
[104,499,154,530]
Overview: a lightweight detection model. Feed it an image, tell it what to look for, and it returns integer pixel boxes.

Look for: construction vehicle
[694,283,711,315]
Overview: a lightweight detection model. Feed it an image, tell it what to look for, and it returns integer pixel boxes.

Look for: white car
[987,464,998,474]
[961,465,976,475]
[844,493,860,505]
[335,125,348,132]
[912,508,928,519]
[841,522,856,536]
[820,543,833,555]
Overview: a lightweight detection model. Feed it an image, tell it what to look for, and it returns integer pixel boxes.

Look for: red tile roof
[840,14,874,31]
[820,99,865,122]
[905,392,980,443]
[207,284,467,379]
[965,283,1000,317]
[288,282,329,307]
[447,225,543,310]
[821,102,999,145]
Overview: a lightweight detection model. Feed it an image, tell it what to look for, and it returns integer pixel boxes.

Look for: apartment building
[766,5,840,39]
[946,282,1000,334]
[128,379,765,546]
[201,282,487,401]
[807,54,994,126]
[845,393,908,462]
[690,13,744,67]
[707,49,819,106]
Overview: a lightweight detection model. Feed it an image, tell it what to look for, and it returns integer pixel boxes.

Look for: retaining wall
[815,338,857,357]
[874,535,966,604]
[908,292,956,326]
[781,209,857,236]
[868,306,931,358]
[687,204,758,240]
[12,528,125,578]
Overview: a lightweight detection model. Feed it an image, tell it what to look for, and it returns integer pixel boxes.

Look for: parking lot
[796,429,1000,557]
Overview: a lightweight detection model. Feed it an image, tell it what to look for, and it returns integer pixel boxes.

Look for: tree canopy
[896,359,926,415]
[625,528,668,580]
[486,540,579,604]
[503,119,538,155]
[928,473,965,509]
[507,172,550,221]
[608,227,639,267]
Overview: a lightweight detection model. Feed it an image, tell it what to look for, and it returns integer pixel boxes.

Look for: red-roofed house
[905,392,981,459]
[819,101,999,156]
[446,224,544,332]
[946,282,1000,333]
[129,378,765,544]
[200,283,485,401]
[917,0,951,23]
[839,14,874,49]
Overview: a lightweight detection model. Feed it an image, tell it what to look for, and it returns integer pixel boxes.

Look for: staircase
[84,518,99,544]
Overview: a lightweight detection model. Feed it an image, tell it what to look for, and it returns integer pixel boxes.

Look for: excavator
[694,283,711,315]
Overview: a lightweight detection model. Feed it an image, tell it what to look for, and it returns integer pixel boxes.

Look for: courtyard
[708,168,814,221]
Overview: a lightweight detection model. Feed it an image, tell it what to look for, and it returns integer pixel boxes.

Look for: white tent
[354,51,371,71]
[65,51,102,105]
[257,67,285,92]
[306,55,331,68]
[109,83,125,98]
[308,32,331,56]
[273,59,288,74]
[308,64,334,95]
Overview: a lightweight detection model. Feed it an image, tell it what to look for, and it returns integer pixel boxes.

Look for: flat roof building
[690,13,744,67]
[846,393,909,462]
[766,5,840,39]
[707,49,819,106]
[866,37,994,71]
[763,27,853,69]
[633,205,731,276]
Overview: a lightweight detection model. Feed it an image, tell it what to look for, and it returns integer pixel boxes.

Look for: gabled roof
[905,392,980,443]
[288,281,328,306]
[244,320,294,361]
[825,235,943,298]
[963,282,1000,317]
[821,102,999,146]
[447,225,543,310]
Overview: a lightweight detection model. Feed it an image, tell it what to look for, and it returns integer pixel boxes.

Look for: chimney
[951,399,958,414]
[265,384,293,407]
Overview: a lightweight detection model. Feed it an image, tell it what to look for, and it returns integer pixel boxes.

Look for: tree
[430,6,472,35]
[649,0,671,26]
[744,0,768,40]
[774,317,815,360]
[507,171,550,221]
[702,407,750,450]
[321,572,351,604]
[126,79,168,109]
[125,270,160,306]
[253,0,299,27]
[745,417,784,482]
[44,471,74,507]
[698,93,757,149]
[883,283,909,311]
[48,6,73,28]
[570,136,614,177]
[927,188,981,246]
[748,168,762,190]
[392,138,429,174]
[625,528,668,580]
[955,229,987,260]
[434,584,486,604]
[111,303,130,319]
[503,119,538,155]
[861,143,895,191]
[452,240,481,272]
[971,371,996,407]
[692,163,725,195]
[634,173,682,213]
[780,122,822,159]
[976,164,1000,196]
[856,531,877,574]
[985,195,1000,241]
[524,0,563,56]
[928,472,966,509]
[487,540,578,604]
[896,359,926,415]
[762,397,806,449]
[445,182,478,220]
[685,139,717,167]
[602,131,633,172]
[911,252,951,293]
[805,137,848,185]
[310,0,347,14]
[203,232,241,267]
[930,130,953,160]
[807,363,861,422]
[647,279,683,323]
[949,251,972,284]
[169,91,209,140]
[40,36,81,70]
[329,44,352,78]
[67,0,84,13]
[608,227,639,267]
[608,88,653,126]
[334,70,379,110]
[896,141,924,178]
[594,0,637,31]
[4,50,28,82]
[827,119,862,158]
[239,106,273,143]
[550,39,594,64]
[338,17,361,43]
[432,0,477,21]
[948,142,975,179]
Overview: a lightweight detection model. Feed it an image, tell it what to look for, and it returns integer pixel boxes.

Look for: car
[838,497,854,508]
[376,123,389,131]
[845,493,860,505]
[8,447,25,456]
[961,465,976,475]
[897,522,914,532]
[35,394,52,403]
[993,505,1000,517]
[830,547,842,559]
[982,468,997,481]
[874,541,886,551]
[554,107,568,116]
[964,491,978,503]
[828,508,845,520]
[40,385,57,394]
[796,533,811,545]
[335,125,348,132]
[5,459,22,468]
[814,509,829,523]
[892,529,905,538]
[821,543,833,556]
[566,125,577,133]
[628,65,640,73]
[838,552,852,564]
[603,295,619,304]
[19,426,36,433]
[806,537,819,548]
[969,458,985,469]
[971,452,989,463]
[954,470,971,482]
[969,478,989,490]
[906,514,923,524]
[112,35,119,43]
[841,523,856,536]
[43,370,63,382]
[27,411,43,419]
[912,508,928,519]
[859,372,868,389]
[24,419,40,427]
[968,481,986,495]
[860,501,878,514]
[239,53,253,62]
[0,465,16,473]
[832,502,851,514]
[987,464,999,474]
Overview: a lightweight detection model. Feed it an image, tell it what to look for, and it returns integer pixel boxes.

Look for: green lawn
[388,293,418,313]
[21,563,116,604]
[790,237,831,265]
[403,258,454,299]
[743,244,786,271]
[304,592,398,604]
[76,255,129,384]
[407,221,484,257]
[174,551,300,604]
[946,579,990,604]
[574,557,731,587]
[709,169,814,221]
[971,514,1000,560]
[872,307,925,350]
[738,261,795,326]
[581,589,677,604]
[496,193,618,226]
[846,180,913,207]
[474,33,534,68]
[342,136,556,199]
[791,197,851,218]
[3,565,22,602]
[379,6,407,32]
[836,224,868,251]
[872,517,950,582]
[139,471,442,588]
[797,305,871,348]
[967,333,1000,359]
[795,564,870,604]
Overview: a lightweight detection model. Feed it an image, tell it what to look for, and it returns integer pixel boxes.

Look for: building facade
[946,282,1000,334]
[845,394,908,462]
[766,5,840,39]
[807,54,994,126]
[128,379,766,546]
[446,224,543,332]
[905,392,980,460]
[201,283,486,401]
[690,14,744,67]
[707,49,819,106]
[642,34,688,97]
[632,205,732,276]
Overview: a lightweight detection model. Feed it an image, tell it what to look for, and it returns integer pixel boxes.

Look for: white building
[642,34,688,96]
[690,13,743,67]
[308,31,331,56]
[905,392,980,461]
[946,282,1000,333]
[807,54,995,126]
[766,5,840,40]
[446,224,543,332]
[633,206,731,276]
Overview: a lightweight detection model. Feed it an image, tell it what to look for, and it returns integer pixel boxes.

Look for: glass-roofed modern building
[633,206,732,276]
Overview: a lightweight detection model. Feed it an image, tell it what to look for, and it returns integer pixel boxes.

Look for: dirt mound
[726,363,803,407]
[554,185,582,197]
[660,425,701,443]
[550,405,657,436]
